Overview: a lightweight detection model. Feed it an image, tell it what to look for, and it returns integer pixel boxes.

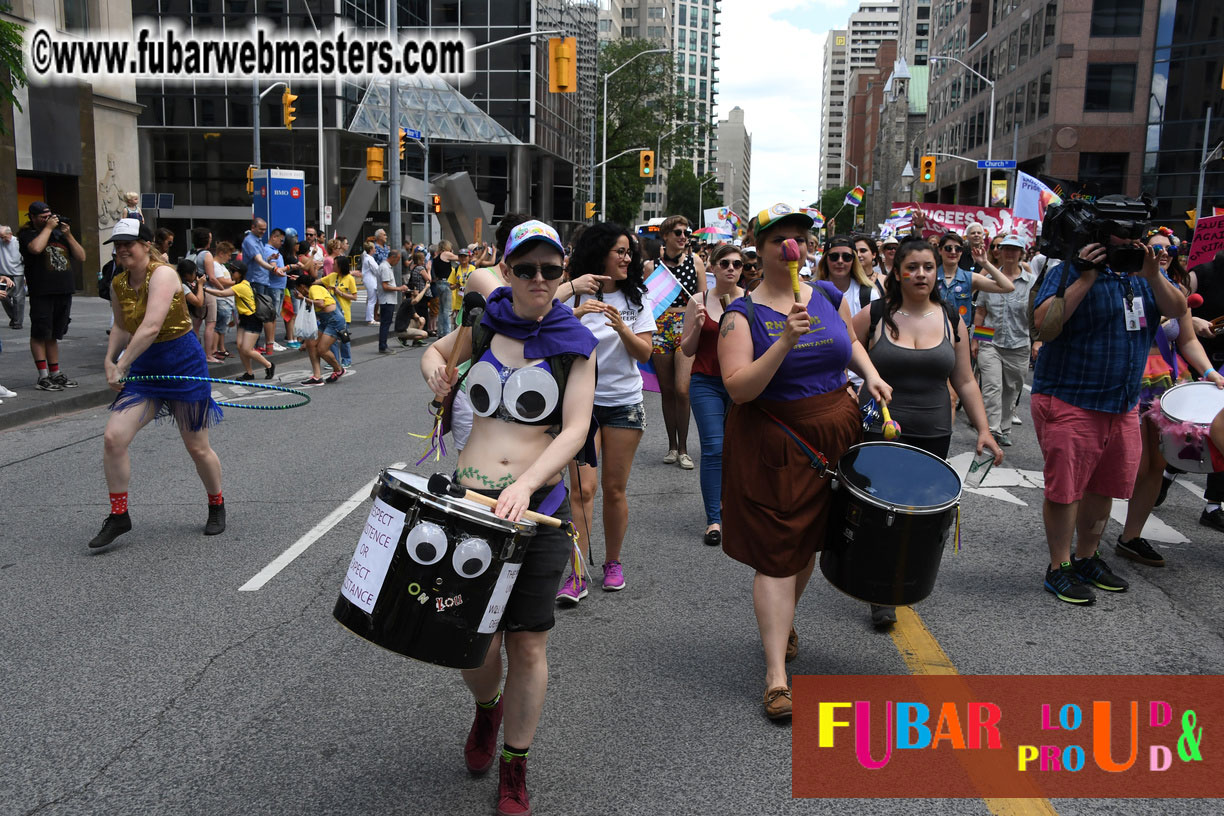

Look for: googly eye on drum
[502,366,559,423]
[404,521,448,565]
[466,361,503,417]
[452,537,493,578]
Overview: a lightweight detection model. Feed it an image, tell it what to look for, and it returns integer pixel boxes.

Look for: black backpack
[98,259,117,300]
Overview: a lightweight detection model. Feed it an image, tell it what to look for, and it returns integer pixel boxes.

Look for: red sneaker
[325,367,345,384]
[496,754,531,816]
[463,697,502,774]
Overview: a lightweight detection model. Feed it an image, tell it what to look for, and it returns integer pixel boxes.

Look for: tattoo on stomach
[456,466,515,490]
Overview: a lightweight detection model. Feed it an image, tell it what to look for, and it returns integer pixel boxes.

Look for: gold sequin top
[113,266,193,342]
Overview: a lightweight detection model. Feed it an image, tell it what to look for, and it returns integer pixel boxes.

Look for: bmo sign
[252,168,306,238]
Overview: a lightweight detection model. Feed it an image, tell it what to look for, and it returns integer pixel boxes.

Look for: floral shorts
[651,308,684,355]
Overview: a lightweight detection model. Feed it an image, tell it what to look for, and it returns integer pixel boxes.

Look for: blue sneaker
[1044,562,1095,605]
[1072,551,1128,592]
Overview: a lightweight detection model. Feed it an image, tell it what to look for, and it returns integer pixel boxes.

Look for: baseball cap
[103,217,154,244]
[754,203,814,236]
[503,220,565,258]
[458,246,472,256]
[28,201,50,215]
[999,234,1027,249]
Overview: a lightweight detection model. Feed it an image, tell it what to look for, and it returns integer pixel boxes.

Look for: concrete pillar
[510,146,531,213]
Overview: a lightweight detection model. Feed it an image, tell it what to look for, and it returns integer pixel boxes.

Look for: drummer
[420,219,597,815]
[718,203,891,720]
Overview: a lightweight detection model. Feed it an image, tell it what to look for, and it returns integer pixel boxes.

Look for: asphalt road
[2,343,1222,816]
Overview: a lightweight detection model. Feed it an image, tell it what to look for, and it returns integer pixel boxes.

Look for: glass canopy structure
[349,75,521,145]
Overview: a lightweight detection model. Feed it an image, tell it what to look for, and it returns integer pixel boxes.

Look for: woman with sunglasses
[937,231,1014,328]
[719,204,891,720]
[738,247,763,291]
[556,222,656,601]
[421,219,597,816]
[816,236,877,318]
[1117,229,1223,569]
[650,215,706,470]
[680,243,745,548]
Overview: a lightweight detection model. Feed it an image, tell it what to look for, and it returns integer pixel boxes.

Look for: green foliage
[0,3,26,135]
[820,185,855,235]
[664,160,716,227]
[597,39,689,226]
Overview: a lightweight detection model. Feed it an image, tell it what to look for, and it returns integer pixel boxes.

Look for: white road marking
[1109,498,1190,545]
[238,462,407,591]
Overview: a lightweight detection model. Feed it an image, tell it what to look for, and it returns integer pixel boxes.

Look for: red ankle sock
[35,360,47,376]
[208,492,224,506]
[49,363,60,374]
[110,492,128,514]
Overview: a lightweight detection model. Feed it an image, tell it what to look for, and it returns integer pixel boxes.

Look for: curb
[0,331,388,432]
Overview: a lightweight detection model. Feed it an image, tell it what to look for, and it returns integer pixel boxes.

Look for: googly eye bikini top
[466,347,562,426]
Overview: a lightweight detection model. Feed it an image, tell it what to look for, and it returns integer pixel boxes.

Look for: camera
[0,280,9,293]
[1040,194,1152,273]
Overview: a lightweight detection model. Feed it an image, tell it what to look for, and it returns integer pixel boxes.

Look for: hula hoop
[118,374,311,410]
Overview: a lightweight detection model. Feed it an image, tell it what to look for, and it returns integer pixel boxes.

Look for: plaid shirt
[1032,262,1162,414]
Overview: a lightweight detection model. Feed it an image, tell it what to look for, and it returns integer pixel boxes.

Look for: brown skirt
[721,389,863,577]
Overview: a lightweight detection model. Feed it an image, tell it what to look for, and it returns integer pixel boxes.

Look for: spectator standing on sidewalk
[361,240,380,325]
[18,201,84,391]
[377,248,407,353]
[0,274,18,400]
[262,228,290,352]
[372,228,390,265]
[154,228,175,263]
[0,225,25,329]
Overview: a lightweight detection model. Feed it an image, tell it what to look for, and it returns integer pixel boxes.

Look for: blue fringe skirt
[109,331,223,431]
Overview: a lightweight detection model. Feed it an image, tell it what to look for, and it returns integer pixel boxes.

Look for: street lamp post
[602,48,668,220]
[930,55,995,207]
[697,175,717,229]
[844,160,859,188]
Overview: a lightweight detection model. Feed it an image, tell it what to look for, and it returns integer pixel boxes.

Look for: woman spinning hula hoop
[420,219,597,816]
[90,218,226,550]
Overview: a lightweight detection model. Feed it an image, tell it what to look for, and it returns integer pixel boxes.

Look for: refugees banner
[891,202,1037,244]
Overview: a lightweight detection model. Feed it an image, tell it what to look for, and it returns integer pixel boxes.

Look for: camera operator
[1031,221,1186,606]
[18,201,85,390]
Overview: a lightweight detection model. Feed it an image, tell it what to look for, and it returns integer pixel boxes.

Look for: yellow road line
[890,605,1060,816]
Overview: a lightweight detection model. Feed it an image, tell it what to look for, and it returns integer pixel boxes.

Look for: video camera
[1040,194,1153,273]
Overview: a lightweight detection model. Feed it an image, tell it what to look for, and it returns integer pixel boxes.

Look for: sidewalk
[0,293,392,431]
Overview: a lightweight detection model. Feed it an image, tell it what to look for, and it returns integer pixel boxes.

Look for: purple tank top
[725,281,853,400]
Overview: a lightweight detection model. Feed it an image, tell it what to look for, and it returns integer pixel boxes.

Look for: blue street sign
[404,128,422,140]
[977,159,1017,169]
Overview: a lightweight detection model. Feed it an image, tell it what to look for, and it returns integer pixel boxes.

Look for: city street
[2,319,1223,816]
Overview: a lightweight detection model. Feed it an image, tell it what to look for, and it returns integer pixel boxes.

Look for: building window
[1038,70,1052,118]
[1085,63,1136,112]
[648,26,667,40]
[598,19,610,32]
[1091,0,1143,37]
[1031,9,1044,57]
[1044,2,1058,48]
[678,5,686,25]
[648,5,666,19]
[622,7,636,18]
[1079,152,1128,190]
[63,0,89,29]
[1019,22,1030,67]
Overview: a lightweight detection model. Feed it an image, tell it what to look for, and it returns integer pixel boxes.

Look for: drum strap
[754,405,831,477]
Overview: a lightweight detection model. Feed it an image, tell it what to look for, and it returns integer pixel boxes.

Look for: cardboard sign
[891,202,1038,244]
[340,498,405,613]
[1188,214,1224,270]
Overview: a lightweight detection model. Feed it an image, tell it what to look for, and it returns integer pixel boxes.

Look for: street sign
[403,127,422,140]
[324,205,333,225]
[977,159,1017,169]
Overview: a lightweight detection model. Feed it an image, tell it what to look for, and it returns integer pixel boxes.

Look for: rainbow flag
[973,326,995,342]
[844,186,865,207]
[801,207,825,228]
[637,359,660,393]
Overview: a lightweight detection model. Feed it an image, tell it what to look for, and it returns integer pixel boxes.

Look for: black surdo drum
[333,469,536,669]
[820,442,962,607]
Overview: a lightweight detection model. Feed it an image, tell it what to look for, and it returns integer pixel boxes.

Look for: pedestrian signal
[431,194,441,214]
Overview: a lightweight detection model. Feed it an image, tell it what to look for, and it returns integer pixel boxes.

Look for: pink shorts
[1031,393,1141,504]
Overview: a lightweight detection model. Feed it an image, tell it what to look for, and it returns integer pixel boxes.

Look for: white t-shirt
[843,278,880,318]
[377,261,399,305]
[575,288,657,407]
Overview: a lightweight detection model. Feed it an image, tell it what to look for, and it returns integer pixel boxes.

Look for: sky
[716,0,860,215]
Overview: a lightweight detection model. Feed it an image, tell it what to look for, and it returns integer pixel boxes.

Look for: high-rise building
[713,106,751,217]
[847,3,901,71]
[895,0,932,67]
[819,30,849,194]
[921,0,1161,207]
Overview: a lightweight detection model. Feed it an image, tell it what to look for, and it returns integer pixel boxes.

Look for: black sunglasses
[717,258,743,270]
[941,245,963,253]
[672,228,693,237]
[825,251,855,263]
[511,262,566,281]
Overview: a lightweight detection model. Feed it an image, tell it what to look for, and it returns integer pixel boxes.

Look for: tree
[819,185,856,235]
[597,39,686,226]
[665,160,716,227]
[0,3,27,136]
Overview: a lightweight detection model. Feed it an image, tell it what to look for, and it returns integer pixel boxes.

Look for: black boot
[89,512,132,549]
[204,503,226,535]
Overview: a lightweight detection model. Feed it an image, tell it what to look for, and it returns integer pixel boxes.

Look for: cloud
[718,1,856,210]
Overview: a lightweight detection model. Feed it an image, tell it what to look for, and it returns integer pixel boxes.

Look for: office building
[713,105,751,216]
[819,29,848,194]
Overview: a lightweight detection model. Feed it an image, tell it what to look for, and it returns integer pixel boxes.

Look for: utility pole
[252,78,260,168]
[388,2,401,257]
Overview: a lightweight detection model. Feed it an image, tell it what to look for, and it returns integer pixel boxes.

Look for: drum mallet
[781,238,803,303]
[880,401,902,440]
[427,473,564,528]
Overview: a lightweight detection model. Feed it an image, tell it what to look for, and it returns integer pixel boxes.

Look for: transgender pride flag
[644,264,686,321]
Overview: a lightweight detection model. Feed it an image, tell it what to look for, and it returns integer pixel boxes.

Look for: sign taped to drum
[342,498,406,613]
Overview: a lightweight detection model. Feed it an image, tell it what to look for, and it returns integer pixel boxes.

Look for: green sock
[501,744,529,762]
[477,691,501,709]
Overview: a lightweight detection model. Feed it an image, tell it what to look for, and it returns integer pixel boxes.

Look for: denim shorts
[315,308,345,338]
[593,401,646,431]
[214,299,234,334]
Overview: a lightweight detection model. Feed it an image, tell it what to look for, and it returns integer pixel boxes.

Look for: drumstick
[430,291,487,415]
[426,472,563,528]
[880,401,902,440]
[781,238,803,302]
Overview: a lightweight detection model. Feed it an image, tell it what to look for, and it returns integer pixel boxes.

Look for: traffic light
[920,155,936,185]
[431,194,441,214]
[282,87,297,129]
[548,37,577,93]
[584,202,596,220]
[399,128,407,160]
[639,150,655,178]
[245,165,255,195]
[366,146,384,181]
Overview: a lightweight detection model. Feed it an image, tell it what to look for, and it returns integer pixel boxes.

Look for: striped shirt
[1031,262,1161,414]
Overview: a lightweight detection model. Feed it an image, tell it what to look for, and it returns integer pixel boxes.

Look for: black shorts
[470,483,572,633]
[29,294,72,341]
[237,314,263,334]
